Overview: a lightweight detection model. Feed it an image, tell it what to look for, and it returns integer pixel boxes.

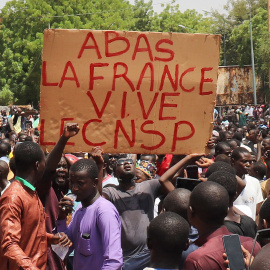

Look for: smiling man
[57,159,122,270]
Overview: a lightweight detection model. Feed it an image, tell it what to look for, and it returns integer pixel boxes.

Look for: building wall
[216,65,264,105]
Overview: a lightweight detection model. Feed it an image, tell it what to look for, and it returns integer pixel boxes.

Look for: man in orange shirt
[0,142,71,270]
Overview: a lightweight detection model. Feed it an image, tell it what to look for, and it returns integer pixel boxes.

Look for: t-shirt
[233,174,264,220]
[56,196,122,270]
[184,226,261,270]
[103,179,161,261]
[224,215,257,238]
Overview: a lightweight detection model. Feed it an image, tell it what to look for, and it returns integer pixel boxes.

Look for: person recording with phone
[184,181,261,270]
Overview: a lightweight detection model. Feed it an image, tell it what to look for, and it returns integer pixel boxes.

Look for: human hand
[222,245,253,270]
[50,232,72,248]
[187,153,205,162]
[62,123,80,138]
[90,147,104,166]
[207,137,216,149]
[27,128,35,136]
[195,157,214,168]
[58,196,74,219]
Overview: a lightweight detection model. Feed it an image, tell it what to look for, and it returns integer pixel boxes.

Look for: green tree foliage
[150,1,213,33]
[212,0,270,95]
[0,0,135,106]
[1,0,269,105]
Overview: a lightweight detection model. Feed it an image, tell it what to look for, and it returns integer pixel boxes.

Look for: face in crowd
[232,152,253,176]
[115,158,135,182]
[54,157,69,187]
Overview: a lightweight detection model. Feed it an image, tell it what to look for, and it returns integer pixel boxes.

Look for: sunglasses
[117,159,134,166]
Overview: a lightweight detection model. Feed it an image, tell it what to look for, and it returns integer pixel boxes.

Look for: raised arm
[159,154,204,194]
[46,123,80,172]
[90,147,105,195]
[37,123,80,201]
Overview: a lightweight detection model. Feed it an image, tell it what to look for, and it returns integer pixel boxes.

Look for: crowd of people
[1,103,270,270]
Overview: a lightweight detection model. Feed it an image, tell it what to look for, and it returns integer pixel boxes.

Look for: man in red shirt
[184,181,261,270]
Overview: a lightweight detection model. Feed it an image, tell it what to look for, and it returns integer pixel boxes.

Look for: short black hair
[231,147,250,161]
[0,143,9,157]
[205,161,236,178]
[219,131,232,142]
[140,154,157,163]
[250,244,270,270]
[251,162,266,180]
[148,212,189,254]
[259,197,270,223]
[9,157,16,175]
[70,159,98,180]
[233,132,243,141]
[215,142,230,156]
[102,153,110,165]
[207,171,237,200]
[163,188,191,221]
[24,136,33,142]
[214,154,231,164]
[190,181,229,223]
[227,139,241,147]
[14,142,44,171]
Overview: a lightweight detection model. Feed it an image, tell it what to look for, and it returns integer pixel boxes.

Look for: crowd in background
[1,104,270,270]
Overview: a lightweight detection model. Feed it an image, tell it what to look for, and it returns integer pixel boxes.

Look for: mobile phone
[222,234,245,270]
[186,165,199,179]
[176,177,202,191]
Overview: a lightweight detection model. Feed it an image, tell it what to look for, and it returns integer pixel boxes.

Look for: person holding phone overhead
[184,181,261,270]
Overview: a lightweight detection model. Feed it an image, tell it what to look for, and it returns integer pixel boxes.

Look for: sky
[0,0,228,14]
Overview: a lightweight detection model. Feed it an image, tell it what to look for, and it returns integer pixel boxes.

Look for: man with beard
[94,152,173,267]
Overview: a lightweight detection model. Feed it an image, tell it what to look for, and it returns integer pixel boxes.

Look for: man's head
[259,197,270,229]
[0,143,9,158]
[0,160,9,182]
[207,171,237,205]
[231,147,252,177]
[205,161,236,178]
[188,182,229,227]
[14,141,45,179]
[147,212,189,258]
[54,156,69,187]
[247,129,259,143]
[215,142,232,157]
[69,159,99,203]
[249,161,266,180]
[18,134,27,142]
[162,188,191,221]
[227,139,240,150]
[250,244,270,270]
[262,137,270,155]
[115,158,135,182]
[219,131,233,142]
[107,153,127,174]
[140,154,157,164]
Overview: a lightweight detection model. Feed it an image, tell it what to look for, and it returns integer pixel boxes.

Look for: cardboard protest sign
[40,29,220,154]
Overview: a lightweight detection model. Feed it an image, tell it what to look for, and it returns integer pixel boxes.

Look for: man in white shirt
[231,147,264,220]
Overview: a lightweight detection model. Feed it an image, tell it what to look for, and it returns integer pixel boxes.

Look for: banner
[40,29,220,154]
